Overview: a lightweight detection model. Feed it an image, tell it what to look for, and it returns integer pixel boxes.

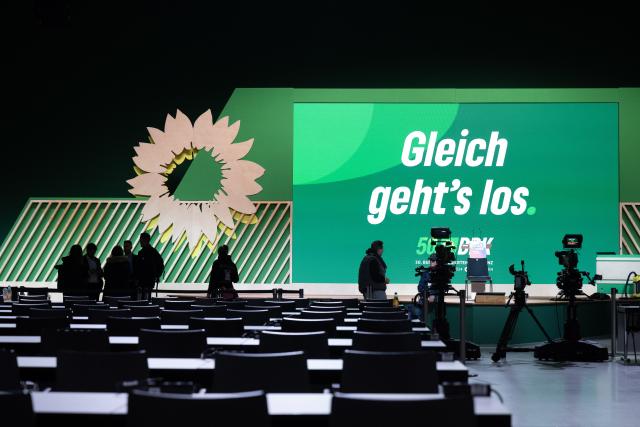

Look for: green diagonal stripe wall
[0,199,291,284]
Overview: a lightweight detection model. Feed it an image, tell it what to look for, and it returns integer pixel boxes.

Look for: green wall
[221,88,639,202]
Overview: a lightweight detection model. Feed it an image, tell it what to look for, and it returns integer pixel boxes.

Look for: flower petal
[127,173,167,197]
[133,142,171,173]
[217,191,256,214]
[141,195,161,222]
[211,197,235,228]
[218,138,254,163]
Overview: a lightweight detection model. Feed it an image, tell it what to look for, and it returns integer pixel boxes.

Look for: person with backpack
[208,245,239,299]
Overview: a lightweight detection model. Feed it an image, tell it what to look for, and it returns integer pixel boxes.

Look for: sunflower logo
[127,109,264,254]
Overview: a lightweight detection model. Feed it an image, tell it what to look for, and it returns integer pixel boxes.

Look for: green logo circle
[527,206,537,215]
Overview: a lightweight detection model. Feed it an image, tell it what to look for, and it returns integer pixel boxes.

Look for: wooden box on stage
[474,292,506,304]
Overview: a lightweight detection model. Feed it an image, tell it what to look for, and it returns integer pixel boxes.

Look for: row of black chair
[1,389,476,427]
[1,347,438,393]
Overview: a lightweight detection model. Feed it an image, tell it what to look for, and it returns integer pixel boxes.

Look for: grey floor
[467,342,640,427]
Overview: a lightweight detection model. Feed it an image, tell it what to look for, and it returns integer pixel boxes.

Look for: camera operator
[358,240,390,300]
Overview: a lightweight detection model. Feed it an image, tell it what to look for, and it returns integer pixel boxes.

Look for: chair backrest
[63,295,92,302]
[0,392,34,427]
[41,328,110,355]
[118,299,151,308]
[139,329,207,357]
[359,300,392,310]
[246,305,282,318]
[12,302,51,315]
[352,331,421,352]
[0,350,21,391]
[218,300,248,309]
[56,350,149,392]
[106,316,161,335]
[127,390,269,426]
[16,316,70,335]
[308,305,347,312]
[125,305,161,317]
[362,306,406,312]
[357,318,412,333]
[312,299,359,309]
[360,311,408,320]
[263,300,297,310]
[467,257,490,279]
[188,317,244,337]
[227,309,269,326]
[28,307,71,319]
[341,350,438,393]
[163,300,196,310]
[192,298,218,306]
[18,295,48,302]
[88,308,132,323]
[330,393,476,427]
[281,317,337,336]
[300,310,346,321]
[213,351,309,392]
[160,309,205,325]
[259,331,329,358]
[71,303,108,315]
[191,305,227,317]
[102,295,131,306]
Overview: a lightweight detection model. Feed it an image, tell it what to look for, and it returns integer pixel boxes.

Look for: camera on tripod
[429,227,456,288]
[509,261,531,293]
[553,234,601,296]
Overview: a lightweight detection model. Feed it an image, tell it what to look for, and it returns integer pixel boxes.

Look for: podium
[463,239,493,300]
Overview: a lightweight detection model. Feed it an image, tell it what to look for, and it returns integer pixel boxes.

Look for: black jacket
[358,248,387,293]
[56,255,89,293]
[209,255,239,290]
[103,256,132,296]
[135,246,164,288]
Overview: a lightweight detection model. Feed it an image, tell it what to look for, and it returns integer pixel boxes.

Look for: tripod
[491,289,553,362]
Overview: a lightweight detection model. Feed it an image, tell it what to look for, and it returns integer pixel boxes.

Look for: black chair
[218,300,248,309]
[191,304,227,317]
[213,351,309,392]
[127,390,270,426]
[125,305,161,317]
[63,295,92,302]
[11,302,51,315]
[161,309,204,324]
[246,304,282,318]
[259,331,329,358]
[0,392,35,426]
[263,300,297,311]
[88,308,132,323]
[28,307,72,318]
[308,305,347,312]
[0,350,21,391]
[192,297,218,306]
[56,350,149,392]
[118,299,151,308]
[106,316,161,335]
[311,300,344,306]
[281,317,337,336]
[18,295,48,302]
[41,328,110,355]
[300,310,346,321]
[227,309,269,325]
[188,317,244,337]
[360,310,408,320]
[362,306,406,312]
[16,316,70,335]
[352,331,421,352]
[163,300,196,310]
[359,300,392,309]
[341,350,438,393]
[139,329,207,357]
[330,394,476,427]
[102,295,131,306]
[357,318,412,333]
[71,303,108,315]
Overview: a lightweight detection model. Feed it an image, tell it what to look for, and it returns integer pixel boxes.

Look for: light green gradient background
[293,102,619,284]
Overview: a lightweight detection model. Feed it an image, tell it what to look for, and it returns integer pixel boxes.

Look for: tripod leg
[525,305,554,343]
[492,306,521,362]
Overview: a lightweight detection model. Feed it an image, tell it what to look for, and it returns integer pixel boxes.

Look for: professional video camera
[509,261,531,293]
[534,234,608,362]
[416,227,480,359]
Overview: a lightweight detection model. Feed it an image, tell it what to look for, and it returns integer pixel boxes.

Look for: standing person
[208,245,239,299]
[135,232,164,300]
[56,244,88,295]
[103,245,132,297]
[358,240,389,300]
[123,239,137,296]
[85,243,104,300]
